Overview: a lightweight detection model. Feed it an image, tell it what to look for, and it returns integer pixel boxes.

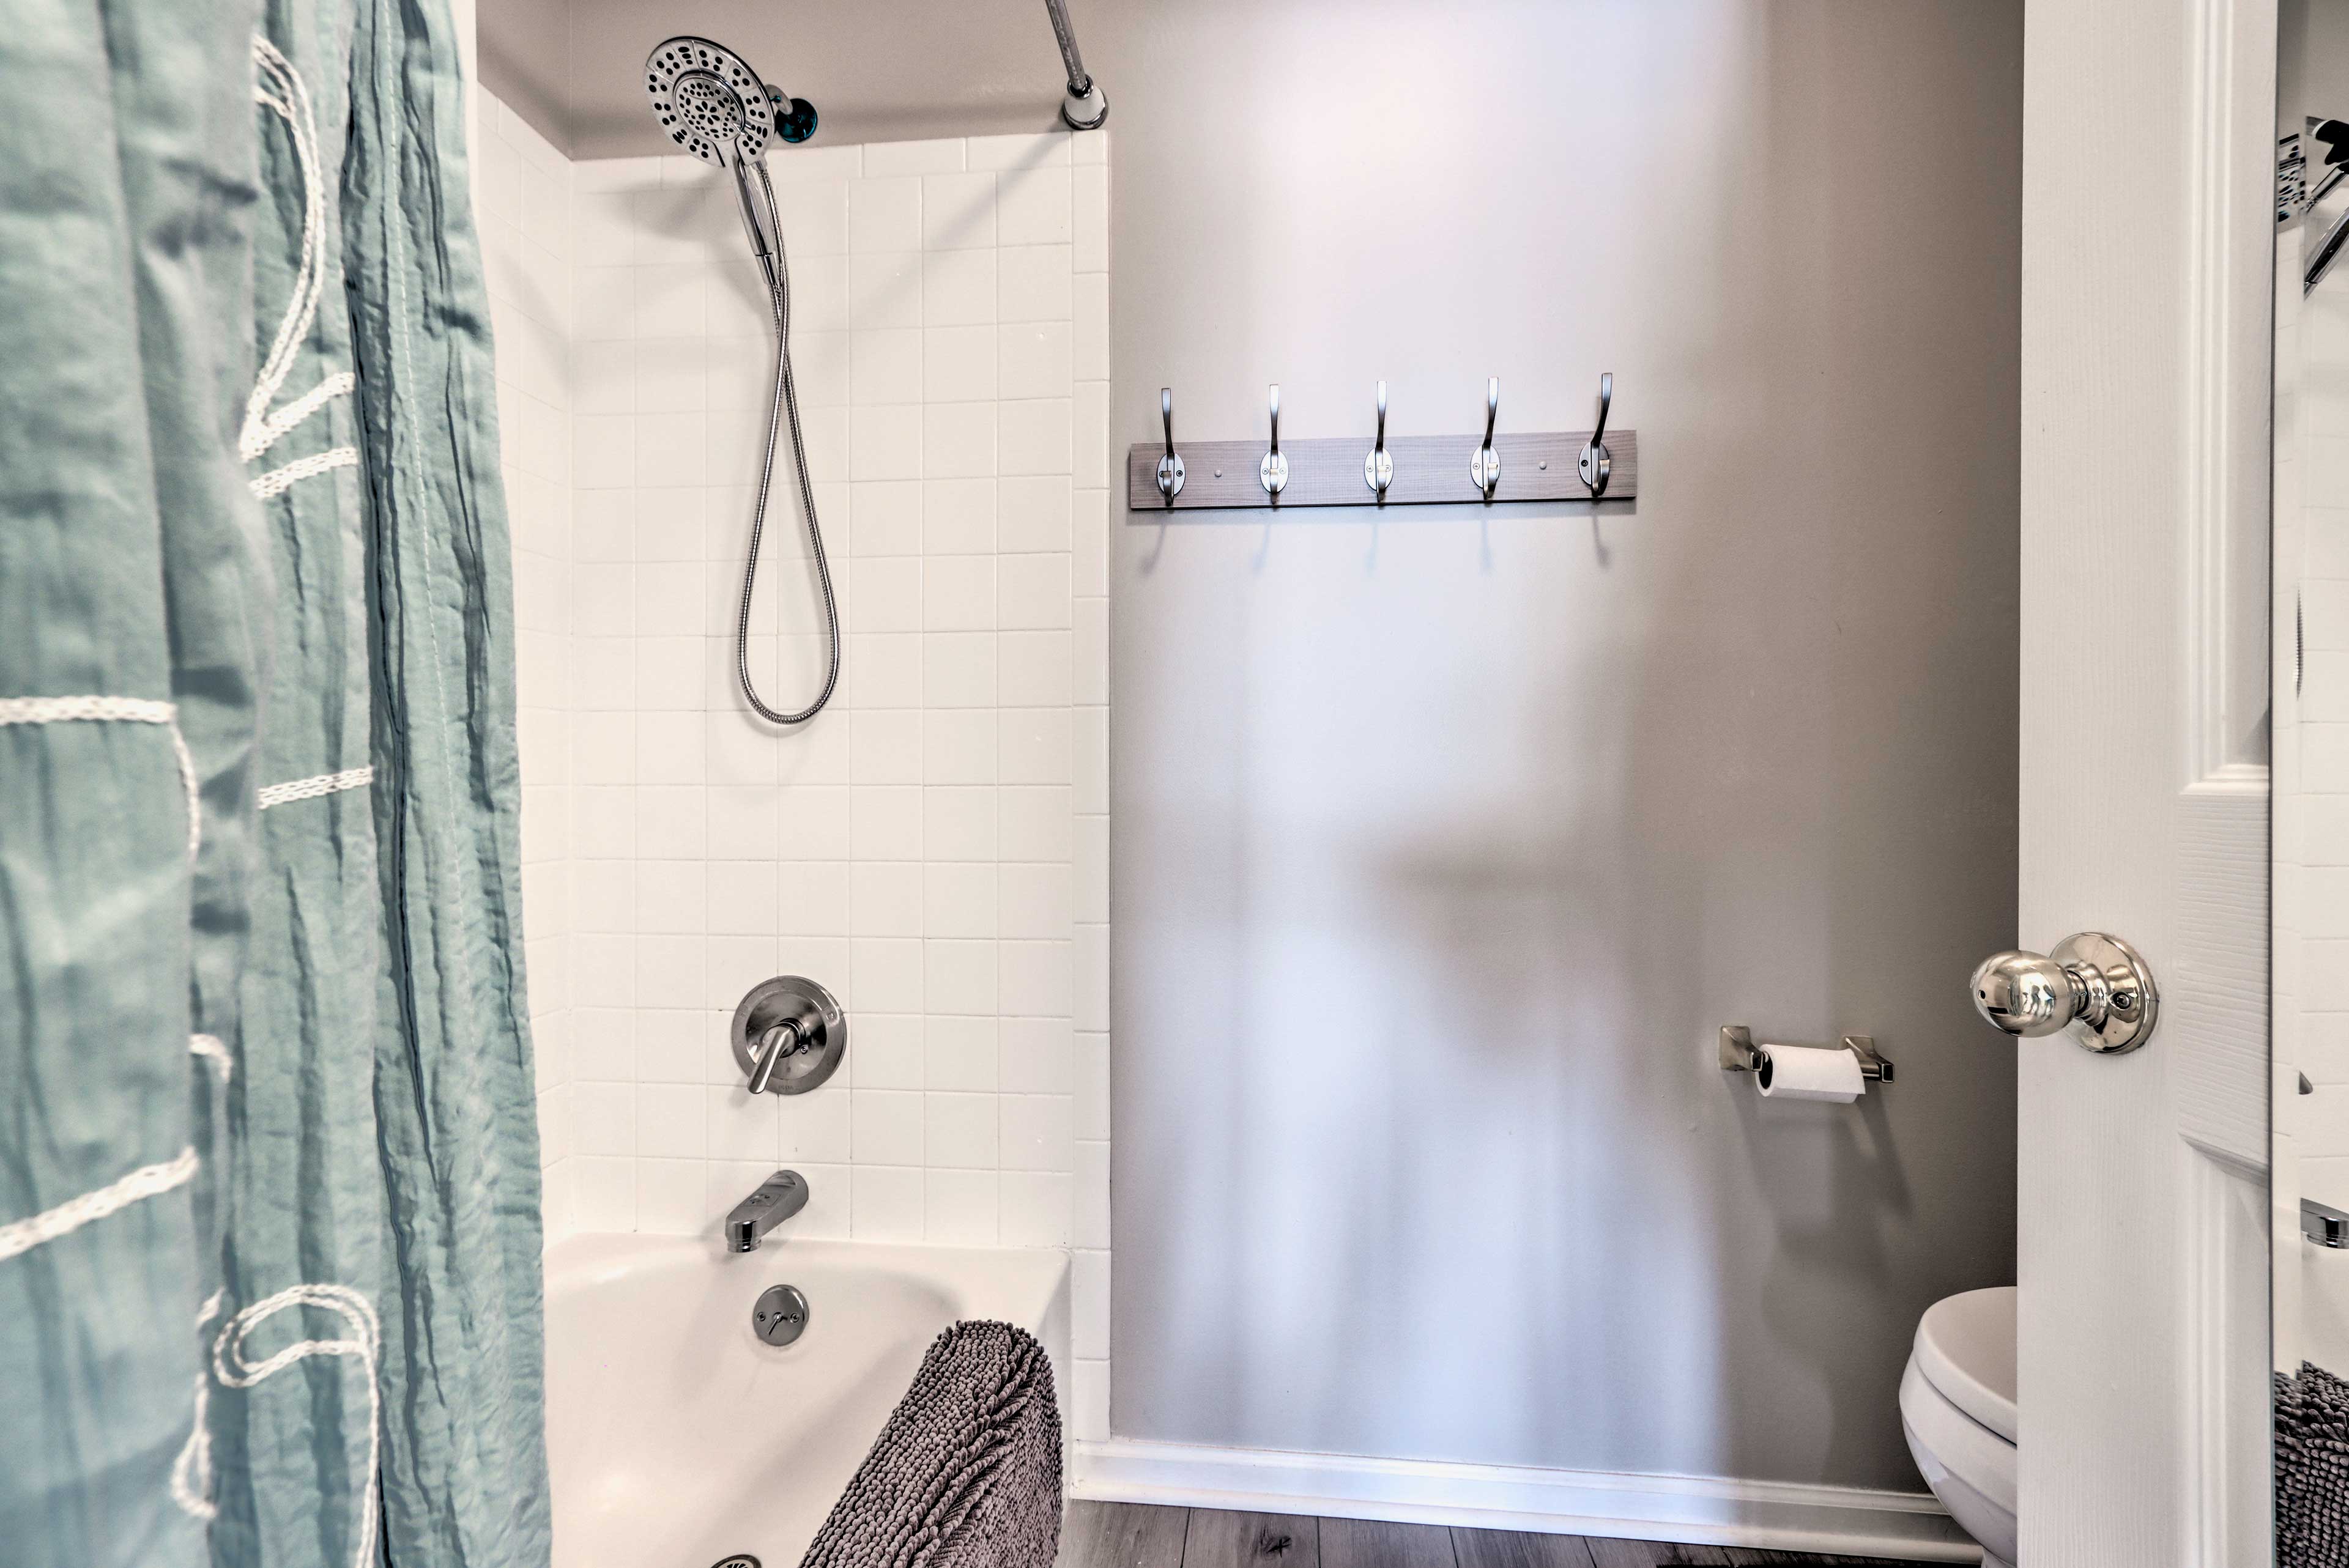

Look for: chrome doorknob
[1970,952,2081,1037]
[1969,931,2158,1054]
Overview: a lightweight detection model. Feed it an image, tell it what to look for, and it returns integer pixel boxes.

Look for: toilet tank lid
[1915,1287,2017,1444]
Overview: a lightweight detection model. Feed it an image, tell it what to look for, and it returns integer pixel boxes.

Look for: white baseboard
[1069,1438,1981,1563]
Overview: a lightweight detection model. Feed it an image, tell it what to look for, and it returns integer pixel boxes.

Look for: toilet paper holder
[1720,1025,1894,1084]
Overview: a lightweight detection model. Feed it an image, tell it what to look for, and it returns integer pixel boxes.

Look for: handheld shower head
[645,37,773,164]
[638,38,842,730]
[643,36,817,167]
[644,37,816,284]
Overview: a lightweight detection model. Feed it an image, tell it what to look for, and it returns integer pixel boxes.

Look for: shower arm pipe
[1043,0,1107,130]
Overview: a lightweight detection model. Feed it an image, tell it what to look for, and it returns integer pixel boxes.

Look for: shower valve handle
[746,1022,804,1095]
[731,975,848,1095]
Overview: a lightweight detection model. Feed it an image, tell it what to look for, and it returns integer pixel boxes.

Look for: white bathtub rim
[543,1229,1073,1342]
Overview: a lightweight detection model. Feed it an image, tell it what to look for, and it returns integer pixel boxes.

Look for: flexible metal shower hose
[736,159,841,725]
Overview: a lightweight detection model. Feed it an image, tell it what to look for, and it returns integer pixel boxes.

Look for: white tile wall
[2290,279,2349,1175]
[472,87,579,1245]
[472,98,1114,1438]
[2280,212,2349,1374]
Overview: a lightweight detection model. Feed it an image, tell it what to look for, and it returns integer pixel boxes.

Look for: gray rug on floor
[799,1320,1063,1568]
[2277,1360,2349,1567]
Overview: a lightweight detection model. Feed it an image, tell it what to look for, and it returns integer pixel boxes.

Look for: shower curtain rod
[1042,0,1107,130]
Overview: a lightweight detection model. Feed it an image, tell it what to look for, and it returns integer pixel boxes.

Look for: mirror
[2276,2,2349,1558]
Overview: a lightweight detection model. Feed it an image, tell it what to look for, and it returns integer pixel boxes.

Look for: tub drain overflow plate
[752,1284,809,1347]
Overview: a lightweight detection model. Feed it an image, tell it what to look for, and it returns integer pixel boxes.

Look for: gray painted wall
[1097,0,2021,1490]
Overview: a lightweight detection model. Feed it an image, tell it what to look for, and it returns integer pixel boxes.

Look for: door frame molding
[2182,0,2280,803]
[2178,1,2277,1561]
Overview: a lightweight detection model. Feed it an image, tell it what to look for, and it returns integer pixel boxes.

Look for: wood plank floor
[1057,1503,1917,1568]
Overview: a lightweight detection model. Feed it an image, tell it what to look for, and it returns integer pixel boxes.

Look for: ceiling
[480,0,1112,160]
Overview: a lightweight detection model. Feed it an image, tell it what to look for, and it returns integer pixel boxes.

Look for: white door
[2018,0,2274,1561]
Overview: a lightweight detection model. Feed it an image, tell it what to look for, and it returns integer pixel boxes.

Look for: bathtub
[544,1232,1071,1568]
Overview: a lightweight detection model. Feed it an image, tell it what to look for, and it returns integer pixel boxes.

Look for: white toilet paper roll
[1756,1044,1865,1102]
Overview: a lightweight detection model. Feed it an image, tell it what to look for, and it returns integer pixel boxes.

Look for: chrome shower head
[645,37,771,164]
[643,36,816,166]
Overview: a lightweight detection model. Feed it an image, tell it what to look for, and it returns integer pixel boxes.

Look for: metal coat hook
[1260,383,1288,497]
[1156,387,1184,503]
[1364,381,1392,498]
[1469,377,1501,498]
[1578,372,1614,496]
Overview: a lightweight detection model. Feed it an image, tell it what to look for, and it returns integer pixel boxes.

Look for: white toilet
[1899,1286,2017,1568]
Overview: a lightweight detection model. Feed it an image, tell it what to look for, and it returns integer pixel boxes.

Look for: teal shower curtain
[0,3,549,1567]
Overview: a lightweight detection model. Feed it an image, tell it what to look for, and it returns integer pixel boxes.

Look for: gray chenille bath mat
[798,1320,1063,1568]
[2277,1360,2349,1566]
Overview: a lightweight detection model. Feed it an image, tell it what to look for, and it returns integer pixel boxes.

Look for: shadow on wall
[1107,0,2019,1492]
